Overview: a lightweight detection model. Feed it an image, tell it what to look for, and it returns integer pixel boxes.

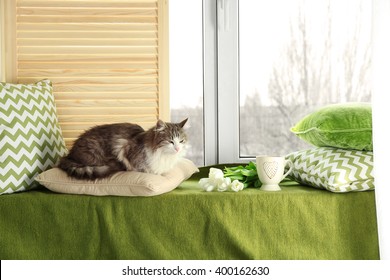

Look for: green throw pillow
[291,103,372,151]
[0,79,67,195]
[286,147,374,193]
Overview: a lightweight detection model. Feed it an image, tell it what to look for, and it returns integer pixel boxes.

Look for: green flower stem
[223,162,261,189]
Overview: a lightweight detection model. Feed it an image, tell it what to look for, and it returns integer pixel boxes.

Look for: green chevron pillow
[286,147,374,193]
[0,79,67,195]
[291,103,372,151]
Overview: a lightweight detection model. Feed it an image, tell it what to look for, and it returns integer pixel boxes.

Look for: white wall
[372,0,390,260]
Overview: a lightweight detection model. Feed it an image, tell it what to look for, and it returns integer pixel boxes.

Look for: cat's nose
[174,146,180,152]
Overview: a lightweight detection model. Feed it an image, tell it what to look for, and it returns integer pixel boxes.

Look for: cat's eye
[180,140,185,143]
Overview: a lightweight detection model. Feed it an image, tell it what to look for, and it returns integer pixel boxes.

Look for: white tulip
[230,180,244,192]
[208,168,225,186]
[217,177,231,192]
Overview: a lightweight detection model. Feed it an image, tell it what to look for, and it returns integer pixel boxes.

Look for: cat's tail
[57,156,120,180]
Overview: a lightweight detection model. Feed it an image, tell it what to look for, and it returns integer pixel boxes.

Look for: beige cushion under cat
[36,158,199,196]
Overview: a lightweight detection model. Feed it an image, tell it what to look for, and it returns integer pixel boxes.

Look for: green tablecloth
[0,165,379,260]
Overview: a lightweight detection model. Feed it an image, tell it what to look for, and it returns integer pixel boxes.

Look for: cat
[58,119,188,180]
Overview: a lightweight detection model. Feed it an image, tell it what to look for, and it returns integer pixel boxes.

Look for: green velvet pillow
[286,147,374,193]
[0,79,67,195]
[291,103,372,151]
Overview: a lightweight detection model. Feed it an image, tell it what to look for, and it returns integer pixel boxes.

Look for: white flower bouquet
[199,162,261,192]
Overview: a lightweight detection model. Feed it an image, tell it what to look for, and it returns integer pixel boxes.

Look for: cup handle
[281,160,293,181]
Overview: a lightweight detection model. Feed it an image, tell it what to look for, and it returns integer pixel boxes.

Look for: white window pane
[170,0,204,165]
[239,0,372,157]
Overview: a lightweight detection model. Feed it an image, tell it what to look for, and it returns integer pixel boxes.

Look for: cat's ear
[178,118,188,128]
[155,119,166,132]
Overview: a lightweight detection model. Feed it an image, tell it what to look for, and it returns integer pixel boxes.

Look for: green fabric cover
[0,80,67,195]
[0,165,379,260]
[286,147,374,193]
[291,103,372,151]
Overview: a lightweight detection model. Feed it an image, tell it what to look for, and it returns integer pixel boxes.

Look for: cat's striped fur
[58,119,188,179]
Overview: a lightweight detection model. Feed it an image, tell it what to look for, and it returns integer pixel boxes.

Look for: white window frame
[203,0,218,165]
[204,0,245,165]
[204,0,375,164]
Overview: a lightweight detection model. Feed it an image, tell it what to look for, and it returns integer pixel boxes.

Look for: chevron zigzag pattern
[1,80,67,195]
[286,147,374,193]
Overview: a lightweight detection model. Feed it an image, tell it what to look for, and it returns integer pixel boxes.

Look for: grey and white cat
[58,119,188,180]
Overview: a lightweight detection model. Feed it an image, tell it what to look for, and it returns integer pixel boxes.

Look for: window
[207,0,372,163]
[169,0,204,166]
[238,0,371,159]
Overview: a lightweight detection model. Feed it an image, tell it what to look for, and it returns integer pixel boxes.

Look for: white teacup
[256,156,293,191]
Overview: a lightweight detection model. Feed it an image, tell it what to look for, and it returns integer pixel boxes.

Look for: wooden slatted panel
[15,0,168,148]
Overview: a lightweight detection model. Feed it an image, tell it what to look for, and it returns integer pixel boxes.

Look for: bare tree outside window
[239,0,372,157]
[171,0,372,165]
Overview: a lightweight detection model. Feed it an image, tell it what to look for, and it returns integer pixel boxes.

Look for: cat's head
[148,118,188,156]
